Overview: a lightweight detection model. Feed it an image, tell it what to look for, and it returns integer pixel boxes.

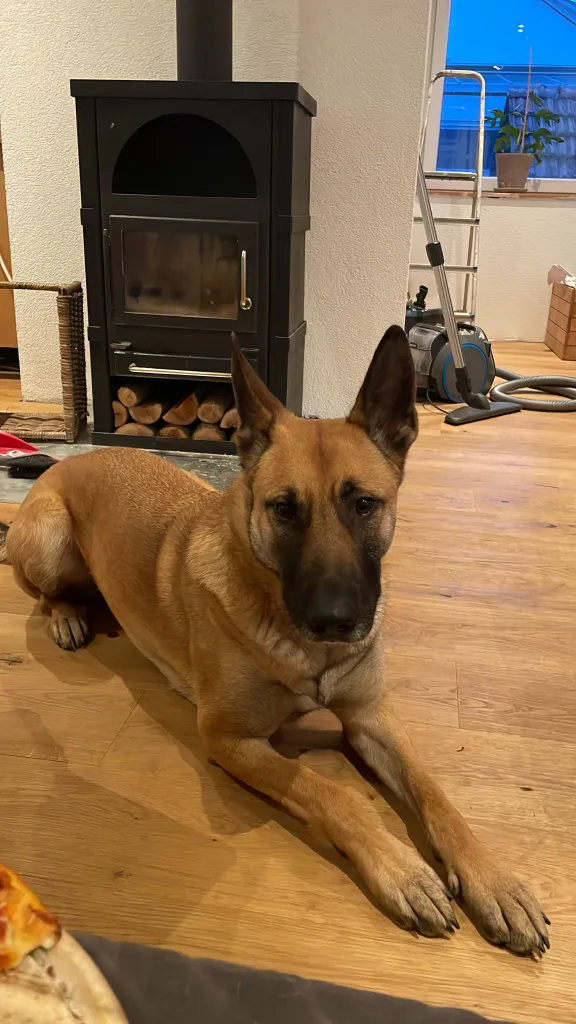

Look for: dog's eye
[355,496,376,516]
[274,501,297,522]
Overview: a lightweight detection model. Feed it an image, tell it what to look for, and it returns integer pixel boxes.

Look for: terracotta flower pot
[496,153,534,190]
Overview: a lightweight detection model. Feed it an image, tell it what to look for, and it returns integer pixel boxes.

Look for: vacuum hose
[491,367,576,411]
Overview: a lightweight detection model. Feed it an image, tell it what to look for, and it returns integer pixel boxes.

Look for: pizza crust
[0,951,80,1023]
[0,933,128,1024]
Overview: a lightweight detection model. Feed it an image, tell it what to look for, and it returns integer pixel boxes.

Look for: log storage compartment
[71,0,316,454]
[112,381,238,450]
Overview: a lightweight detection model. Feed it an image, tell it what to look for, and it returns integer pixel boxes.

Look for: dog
[4,327,549,957]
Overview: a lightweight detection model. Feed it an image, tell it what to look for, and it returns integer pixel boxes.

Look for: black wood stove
[71,0,316,454]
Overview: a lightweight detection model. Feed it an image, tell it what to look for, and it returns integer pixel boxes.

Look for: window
[436,0,576,179]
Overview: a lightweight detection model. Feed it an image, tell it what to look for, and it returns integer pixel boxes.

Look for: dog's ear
[347,325,418,465]
[231,333,284,470]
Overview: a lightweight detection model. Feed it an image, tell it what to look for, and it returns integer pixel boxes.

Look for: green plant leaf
[533,128,553,140]
[530,91,544,108]
[535,108,561,125]
[485,108,506,128]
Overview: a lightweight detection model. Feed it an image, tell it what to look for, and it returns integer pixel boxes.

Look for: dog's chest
[290,663,355,710]
[292,678,323,712]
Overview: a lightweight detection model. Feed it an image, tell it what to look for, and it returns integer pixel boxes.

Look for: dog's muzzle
[290,574,377,644]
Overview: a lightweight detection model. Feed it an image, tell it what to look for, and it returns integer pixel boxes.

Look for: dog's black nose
[307,593,358,641]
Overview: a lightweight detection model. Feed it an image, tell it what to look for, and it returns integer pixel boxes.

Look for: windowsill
[428,176,576,199]
[429,188,576,199]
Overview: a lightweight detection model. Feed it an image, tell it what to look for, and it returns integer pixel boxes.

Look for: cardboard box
[544,282,576,361]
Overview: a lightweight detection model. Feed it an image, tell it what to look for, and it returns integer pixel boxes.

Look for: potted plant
[486,62,564,189]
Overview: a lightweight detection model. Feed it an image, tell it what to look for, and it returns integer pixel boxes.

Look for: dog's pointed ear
[231,333,284,469]
[347,325,418,465]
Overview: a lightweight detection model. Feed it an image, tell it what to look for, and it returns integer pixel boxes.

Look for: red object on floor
[0,431,39,457]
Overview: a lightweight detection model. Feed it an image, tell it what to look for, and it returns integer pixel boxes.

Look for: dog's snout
[281,556,381,644]
[305,580,359,642]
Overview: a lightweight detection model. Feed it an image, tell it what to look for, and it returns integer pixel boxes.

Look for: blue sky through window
[437,0,576,176]
[448,0,576,65]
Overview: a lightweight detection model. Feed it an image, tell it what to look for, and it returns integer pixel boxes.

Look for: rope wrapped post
[0,279,87,442]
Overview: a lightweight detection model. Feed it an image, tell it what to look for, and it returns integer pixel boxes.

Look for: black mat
[77,933,512,1024]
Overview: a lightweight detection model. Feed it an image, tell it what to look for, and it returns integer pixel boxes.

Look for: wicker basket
[0,279,87,442]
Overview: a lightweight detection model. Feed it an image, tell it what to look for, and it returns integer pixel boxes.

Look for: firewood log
[192,422,227,442]
[163,388,204,426]
[115,423,156,437]
[112,400,128,428]
[117,383,151,408]
[158,424,192,439]
[220,406,240,430]
[197,387,233,424]
[130,399,171,425]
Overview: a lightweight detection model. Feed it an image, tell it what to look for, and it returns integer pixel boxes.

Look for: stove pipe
[176,0,233,81]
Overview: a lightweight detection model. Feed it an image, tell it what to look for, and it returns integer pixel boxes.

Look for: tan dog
[4,328,549,957]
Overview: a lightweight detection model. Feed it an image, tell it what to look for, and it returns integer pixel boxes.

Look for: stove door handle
[240,250,252,311]
[127,364,232,380]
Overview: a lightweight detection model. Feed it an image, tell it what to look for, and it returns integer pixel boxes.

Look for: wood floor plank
[0,615,141,764]
[0,377,63,416]
[457,658,576,743]
[0,743,573,1024]
[385,652,459,728]
[0,342,574,1023]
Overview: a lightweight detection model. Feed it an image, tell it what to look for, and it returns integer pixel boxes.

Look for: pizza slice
[0,863,127,1023]
[0,863,61,970]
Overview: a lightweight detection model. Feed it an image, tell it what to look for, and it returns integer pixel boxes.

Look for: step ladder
[410,69,486,321]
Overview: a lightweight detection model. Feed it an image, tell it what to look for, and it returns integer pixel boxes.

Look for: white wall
[298,0,430,416]
[0,0,176,403]
[0,0,431,414]
[409,194,576,342]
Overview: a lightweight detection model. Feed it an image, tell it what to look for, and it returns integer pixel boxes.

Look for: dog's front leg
[200,720,457,937]
[339,696,550,957]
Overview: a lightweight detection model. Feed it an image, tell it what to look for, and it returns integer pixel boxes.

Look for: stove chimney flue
[176,0,232,81]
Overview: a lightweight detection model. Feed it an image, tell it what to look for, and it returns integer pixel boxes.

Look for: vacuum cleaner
[410,158,576,423]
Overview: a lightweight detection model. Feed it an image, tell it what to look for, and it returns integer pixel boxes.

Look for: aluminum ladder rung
[414,216,479,225]
[410,263,478,273]
[416,70,486,325]
[424,170,477,181]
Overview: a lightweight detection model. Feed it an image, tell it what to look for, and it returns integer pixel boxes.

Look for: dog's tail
[0,522,11,565]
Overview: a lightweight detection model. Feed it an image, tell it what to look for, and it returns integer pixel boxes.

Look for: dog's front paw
[447,855,550,958]
[360,838,459,938]
[49,606,92,651]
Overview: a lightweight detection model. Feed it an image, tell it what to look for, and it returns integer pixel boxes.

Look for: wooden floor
[0,342,575,1023]
[0,376,63,416]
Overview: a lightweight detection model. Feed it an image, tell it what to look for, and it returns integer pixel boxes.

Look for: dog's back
[6,447,224,669]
